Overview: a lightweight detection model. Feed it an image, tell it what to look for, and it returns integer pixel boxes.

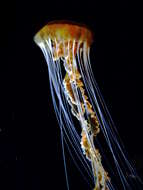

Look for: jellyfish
[34,20,142,190]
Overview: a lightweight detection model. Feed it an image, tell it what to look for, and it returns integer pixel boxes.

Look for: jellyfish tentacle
[61,41,109,190]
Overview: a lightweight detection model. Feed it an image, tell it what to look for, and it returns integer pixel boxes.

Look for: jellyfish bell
[34,20,93,61]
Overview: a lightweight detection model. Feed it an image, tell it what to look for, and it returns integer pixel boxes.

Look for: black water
[1,0,143,189]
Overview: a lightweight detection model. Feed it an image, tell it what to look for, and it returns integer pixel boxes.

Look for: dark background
[1,0,143,189]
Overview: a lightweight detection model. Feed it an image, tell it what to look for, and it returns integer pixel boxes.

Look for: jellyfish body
[34,21,142,190]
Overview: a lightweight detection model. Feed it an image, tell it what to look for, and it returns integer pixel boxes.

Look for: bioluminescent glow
[34,20,142,190]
